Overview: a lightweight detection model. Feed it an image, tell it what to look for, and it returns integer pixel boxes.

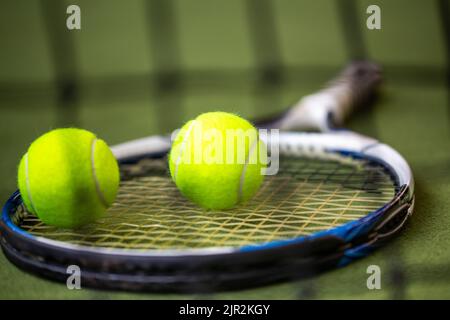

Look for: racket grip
[278,61,382,132]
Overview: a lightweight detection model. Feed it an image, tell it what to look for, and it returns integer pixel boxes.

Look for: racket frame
[0,131,414,292]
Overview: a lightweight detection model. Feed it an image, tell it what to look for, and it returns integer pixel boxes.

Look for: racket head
[0,131,414,292]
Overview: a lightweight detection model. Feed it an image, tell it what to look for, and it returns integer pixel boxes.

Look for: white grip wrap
[277,61,381,132]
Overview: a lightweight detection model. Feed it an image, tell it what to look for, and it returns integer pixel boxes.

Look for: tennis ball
[169,112,267,210]
[17,128,120,228]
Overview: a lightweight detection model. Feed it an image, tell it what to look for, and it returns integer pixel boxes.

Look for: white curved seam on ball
[238,138,258,204]
[174,120,197,183]
[24,153,38,214]
[91,138,108,207]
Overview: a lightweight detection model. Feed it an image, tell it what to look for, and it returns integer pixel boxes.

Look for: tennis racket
[0,61,414,293]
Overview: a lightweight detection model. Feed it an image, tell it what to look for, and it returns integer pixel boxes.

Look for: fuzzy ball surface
[18,128,120,228]
[169,112,267,210]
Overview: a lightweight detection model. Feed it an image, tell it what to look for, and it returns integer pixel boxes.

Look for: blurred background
[0,0,449,299]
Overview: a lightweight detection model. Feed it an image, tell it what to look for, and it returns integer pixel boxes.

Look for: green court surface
[0,0,449,299]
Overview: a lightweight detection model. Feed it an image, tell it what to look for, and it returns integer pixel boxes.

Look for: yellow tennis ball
[17,128,120,228]
[169,112,267,210]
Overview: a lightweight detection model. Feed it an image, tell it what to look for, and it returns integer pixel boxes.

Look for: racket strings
[16,156,396,249]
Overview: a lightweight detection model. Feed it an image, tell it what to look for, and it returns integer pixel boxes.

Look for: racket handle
[277,61,382,132]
